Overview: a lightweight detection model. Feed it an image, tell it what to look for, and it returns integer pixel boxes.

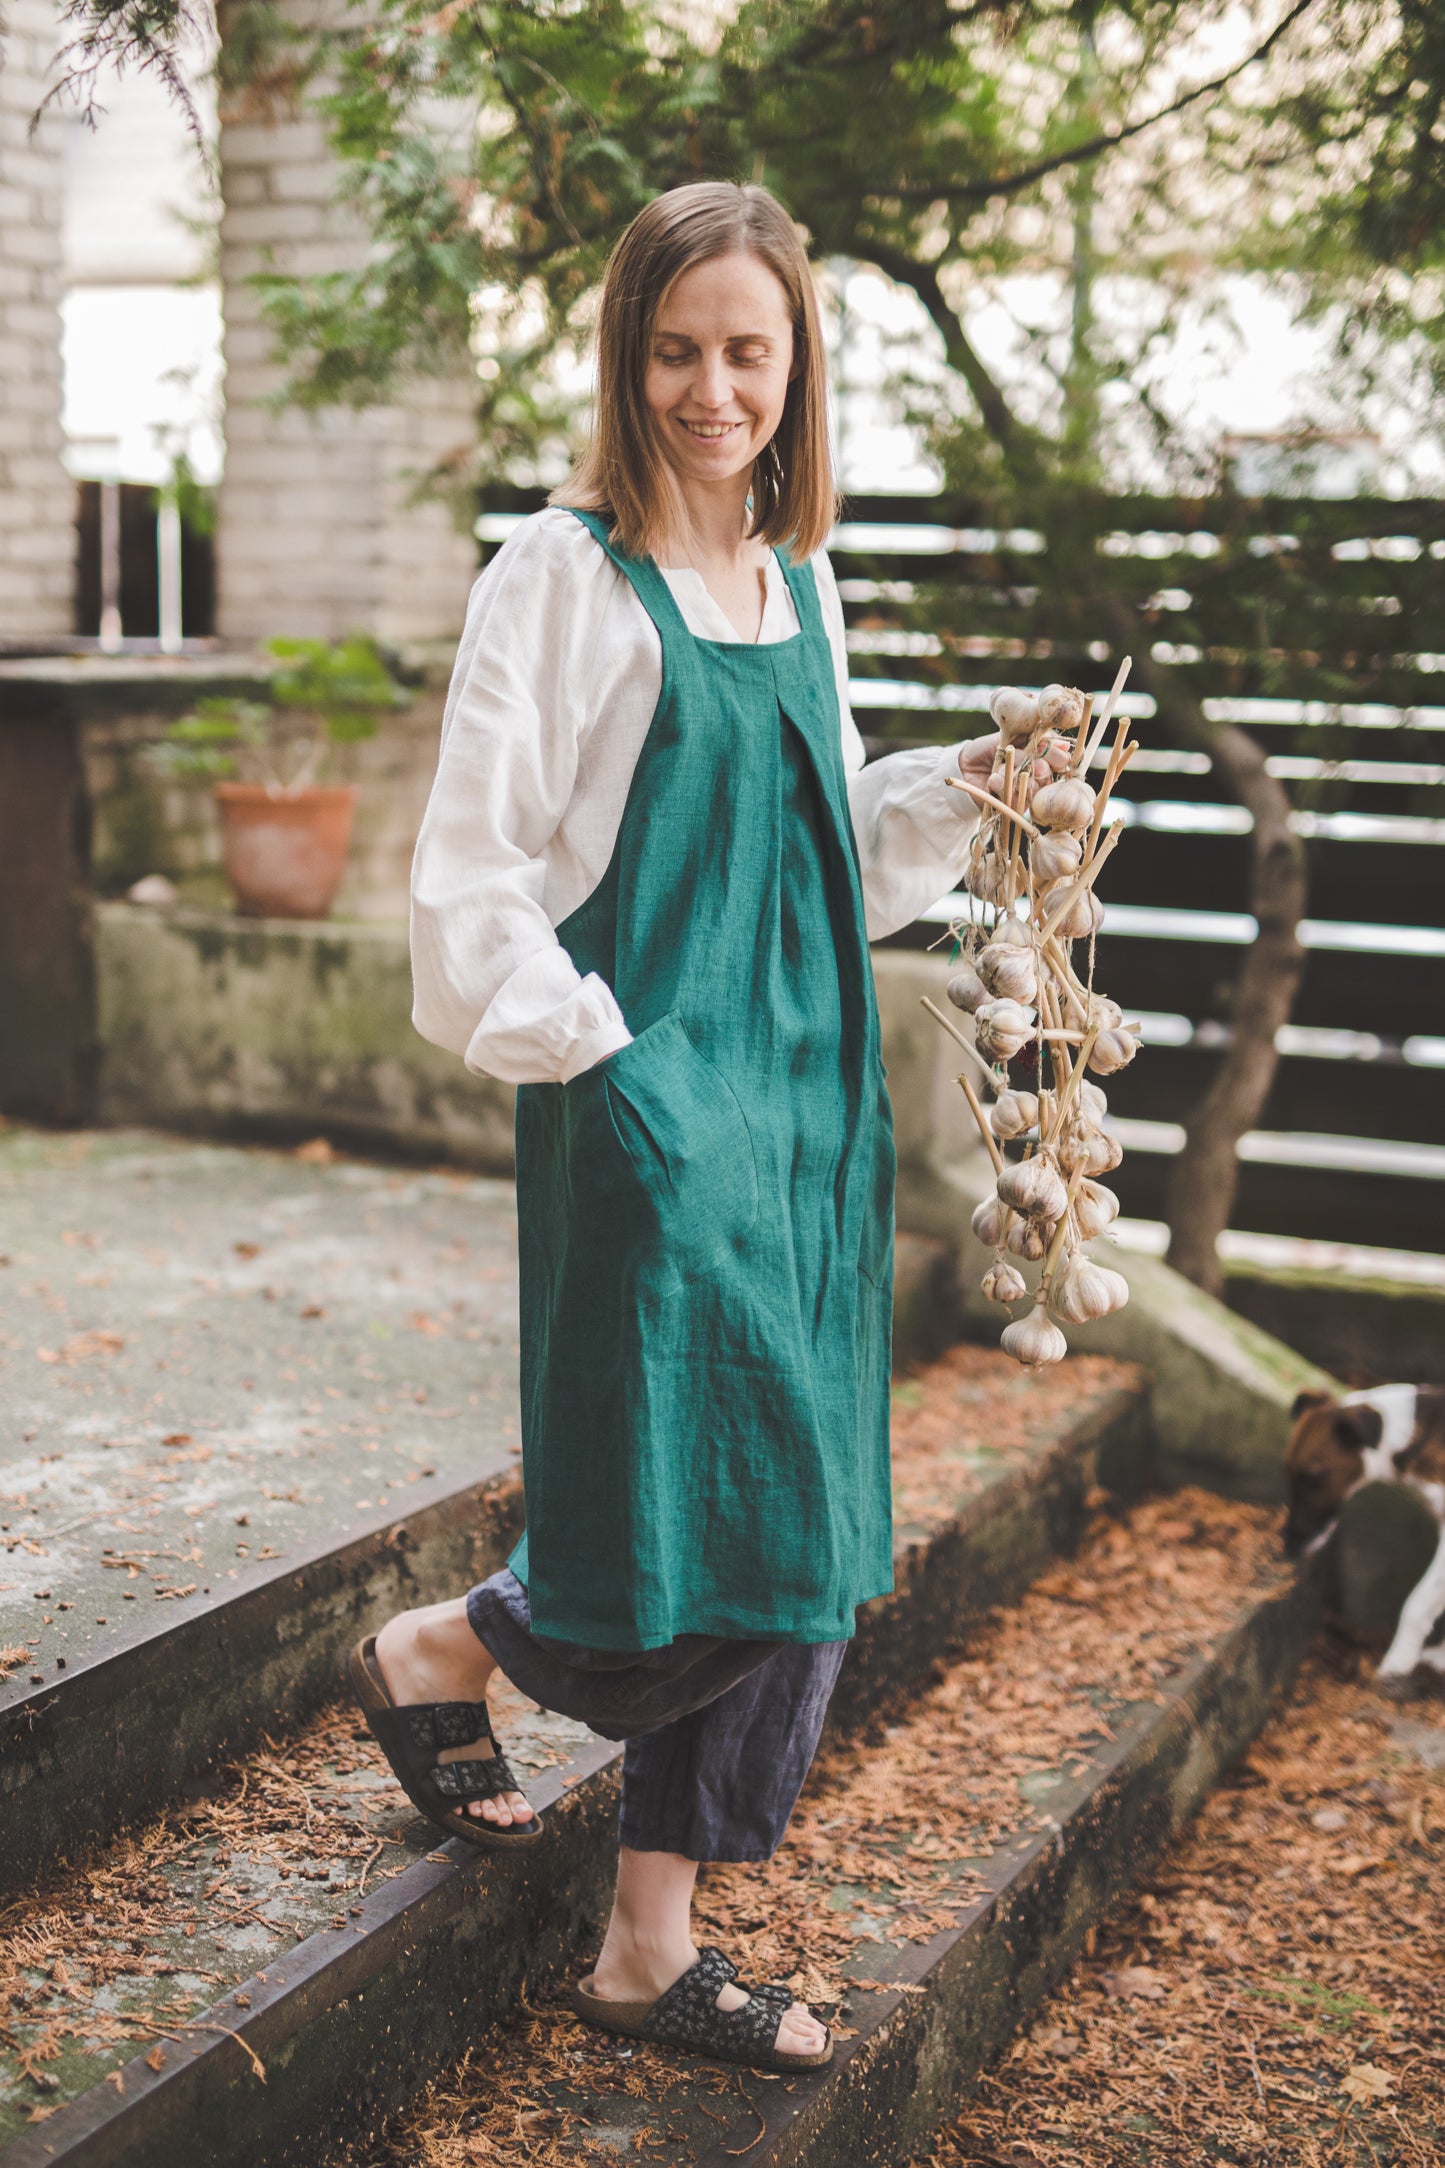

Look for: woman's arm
[812,550,985,942]
[410,515,636,1085]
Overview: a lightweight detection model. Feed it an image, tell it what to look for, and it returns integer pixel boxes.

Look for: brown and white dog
[1285,1384,1445,1680]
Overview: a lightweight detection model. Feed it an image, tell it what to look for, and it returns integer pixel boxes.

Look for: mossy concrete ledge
[94,915,975,1181]
[96,904,516,1173]
[896,1147,1337,1505]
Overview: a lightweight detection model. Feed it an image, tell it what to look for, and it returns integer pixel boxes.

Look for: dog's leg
[1378,1530,1445,1679]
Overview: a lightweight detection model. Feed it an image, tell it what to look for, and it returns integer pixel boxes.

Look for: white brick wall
[215,2,477,644]
[0,0,75,640]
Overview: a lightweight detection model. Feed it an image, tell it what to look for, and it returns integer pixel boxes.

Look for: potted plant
[153,635,410,919]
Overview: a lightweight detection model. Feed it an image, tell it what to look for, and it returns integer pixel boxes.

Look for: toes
[777,2004,825,2055]
[464,1794,534,1826]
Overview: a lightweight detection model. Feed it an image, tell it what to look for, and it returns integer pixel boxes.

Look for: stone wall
[0,0,74,641]
[0,652,449,917]
[215,0,478,645]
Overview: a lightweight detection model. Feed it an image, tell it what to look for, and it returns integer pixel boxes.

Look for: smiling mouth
[679,420,744,440]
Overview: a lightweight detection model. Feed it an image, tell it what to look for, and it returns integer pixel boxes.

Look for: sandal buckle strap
[430,1753,520,1802]
[402,1700,491,1755]
[640,1947,788,2056]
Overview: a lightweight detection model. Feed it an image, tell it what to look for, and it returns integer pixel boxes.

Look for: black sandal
[347,1634,544,1850]
[569,1945,832,2072]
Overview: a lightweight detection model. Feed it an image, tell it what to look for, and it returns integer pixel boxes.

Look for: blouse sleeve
[409,515,636,1085]
[811,548,982,942]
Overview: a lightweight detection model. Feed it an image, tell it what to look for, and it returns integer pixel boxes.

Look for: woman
[351,181,995,2072]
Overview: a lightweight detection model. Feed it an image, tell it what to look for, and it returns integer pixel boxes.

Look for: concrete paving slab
[0,1127,521,1708]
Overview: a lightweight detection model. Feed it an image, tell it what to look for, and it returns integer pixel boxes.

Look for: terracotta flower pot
[213,783,357,920]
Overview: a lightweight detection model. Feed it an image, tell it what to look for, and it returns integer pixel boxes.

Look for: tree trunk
[1128,648,1308,1295]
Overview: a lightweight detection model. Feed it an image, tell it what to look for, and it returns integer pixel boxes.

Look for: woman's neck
[663,471,761,574]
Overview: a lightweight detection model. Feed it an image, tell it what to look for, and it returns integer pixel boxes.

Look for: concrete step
[0,1127,961,1893]
[324,1490,1322,2168]
[0,1349,1148,2166]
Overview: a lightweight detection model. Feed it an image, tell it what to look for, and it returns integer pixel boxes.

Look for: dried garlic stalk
[922,658,1141,1369]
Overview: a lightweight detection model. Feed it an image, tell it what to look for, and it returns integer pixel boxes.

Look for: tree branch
[862,241,1048,486]
[892,0,1319,208]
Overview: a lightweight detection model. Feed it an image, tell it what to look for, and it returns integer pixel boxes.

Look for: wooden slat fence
[477,489,1445,1259]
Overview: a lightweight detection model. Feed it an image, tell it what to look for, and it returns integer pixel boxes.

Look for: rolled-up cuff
[557,1015,634,1084]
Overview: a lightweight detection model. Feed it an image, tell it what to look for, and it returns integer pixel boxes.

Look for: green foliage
[31,0,1445,499]
[150,697,272,784]
[151,637,409,790]
[264,633,411,739]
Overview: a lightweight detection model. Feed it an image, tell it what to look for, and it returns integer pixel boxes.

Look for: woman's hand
[957,728,1060,792]
[956,731,1000,785]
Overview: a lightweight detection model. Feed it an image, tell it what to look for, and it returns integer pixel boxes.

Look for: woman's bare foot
[372,1598,535,1829]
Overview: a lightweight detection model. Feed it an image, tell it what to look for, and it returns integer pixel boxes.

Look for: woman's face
[643,250,798,490]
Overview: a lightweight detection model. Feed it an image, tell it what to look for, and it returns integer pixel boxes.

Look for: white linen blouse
[410,507,980,1085]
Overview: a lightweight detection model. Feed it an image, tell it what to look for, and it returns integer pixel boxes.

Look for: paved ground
[0,1127,521,1709]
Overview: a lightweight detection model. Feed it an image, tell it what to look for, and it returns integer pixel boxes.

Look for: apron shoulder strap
[774,544,828,644]
[565,507,690,641]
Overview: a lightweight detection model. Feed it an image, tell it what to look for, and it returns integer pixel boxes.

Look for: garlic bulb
[972,1195,1007,1247]
[1037,684,1086,736]
[1073,1179,1120,1241]
[989,686,1040,746]
[997,1154,1068,1223]
[1031,776,1095,832]
[946,963,988,1014]
[1086,994,1123,1031]
[1042,880,1105,940]
[990,914,1034,949]
[977,940,1037,1004]
[1029,830,1082,885]
[966,847,1007,903]
[1057,1123,1123,1178]
[990,1088,1039,1140]
[1002,1301,1069,1369]
[1005,1214,1050,1261]
[982,1259,1028,1305]
[1088,1026,1138,1075]
[1077,1080,1109,1122]
[1050,1254,1130,1325]
[974,998,1036,1063]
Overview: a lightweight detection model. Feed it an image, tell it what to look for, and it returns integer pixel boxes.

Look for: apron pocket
[566,1009,759,1257]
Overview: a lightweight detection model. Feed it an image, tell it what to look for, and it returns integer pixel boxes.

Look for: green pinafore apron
[509,510,895,1650]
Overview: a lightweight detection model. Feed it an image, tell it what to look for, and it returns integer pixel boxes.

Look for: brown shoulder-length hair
[550,181,836,562]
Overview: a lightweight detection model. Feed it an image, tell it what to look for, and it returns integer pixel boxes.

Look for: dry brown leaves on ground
[0,1702,411,2115]
[341,1490,1290,2167]
[928,1644,1445,2168]
[889,1345,1137,1533]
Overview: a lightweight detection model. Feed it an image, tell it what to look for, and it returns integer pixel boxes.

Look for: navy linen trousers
[467,1569,846,1863]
